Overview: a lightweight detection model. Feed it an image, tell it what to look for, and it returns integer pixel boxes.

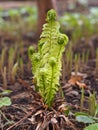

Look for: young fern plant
[28,9,68,108]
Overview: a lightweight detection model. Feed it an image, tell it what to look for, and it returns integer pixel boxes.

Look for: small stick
[6,106,42,130]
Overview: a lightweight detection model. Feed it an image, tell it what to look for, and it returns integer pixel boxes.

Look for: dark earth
[0,1,98,130]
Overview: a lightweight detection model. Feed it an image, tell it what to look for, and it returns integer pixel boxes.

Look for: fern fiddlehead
[28,9,68,108]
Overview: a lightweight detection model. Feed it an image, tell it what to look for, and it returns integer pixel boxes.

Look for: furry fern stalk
[28,9,68,108]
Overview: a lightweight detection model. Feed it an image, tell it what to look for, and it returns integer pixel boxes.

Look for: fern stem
[50,21,52,48]
[42,75,46,96]
[49,21,53,55]
[48,65,54,107]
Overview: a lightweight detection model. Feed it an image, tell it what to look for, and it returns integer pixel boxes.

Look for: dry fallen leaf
[68,72,88,89]
[51,117,58,124]
[58,103,68,112]
[68,75,83,86]
[76,81,87,89]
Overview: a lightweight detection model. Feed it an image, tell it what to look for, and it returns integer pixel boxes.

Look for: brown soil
[0,33,98,130]
[0,1,98,130]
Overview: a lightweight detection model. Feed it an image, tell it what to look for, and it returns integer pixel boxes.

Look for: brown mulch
[0,2,98,129]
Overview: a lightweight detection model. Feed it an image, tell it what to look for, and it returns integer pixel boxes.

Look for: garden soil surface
[0,1,98,130]
[0,31,98,130]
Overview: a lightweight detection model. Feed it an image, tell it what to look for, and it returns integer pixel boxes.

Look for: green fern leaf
[28,9,68,107]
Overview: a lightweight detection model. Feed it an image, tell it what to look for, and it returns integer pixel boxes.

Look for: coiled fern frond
[28,9,68,108]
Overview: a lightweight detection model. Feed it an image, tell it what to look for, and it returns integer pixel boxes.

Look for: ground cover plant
[0,1,98,130]
[0,6,37,39]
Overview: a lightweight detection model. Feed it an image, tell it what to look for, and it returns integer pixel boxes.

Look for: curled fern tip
[49,57,56,67]
[40,68,47,76]
[58,34,68,45]
[46,9,56,22]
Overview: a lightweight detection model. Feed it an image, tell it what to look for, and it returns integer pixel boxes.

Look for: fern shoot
[28,9,68,108]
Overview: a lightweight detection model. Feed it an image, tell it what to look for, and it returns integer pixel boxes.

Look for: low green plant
[0,90,12,96]
[28,9,68,108]
[75,93,98,127]
[60,12,98,47]
[2,66,7,89]
[80,87,85,111]
[24,15,37,32]
[74,53,80,76]
[75,112,95,124]
[81,50,89,66]
[0,90,13,129]
[0,90,12,111]
[8,9,20,22]
[0,48,6,74]
[8,47,15,80]
[0,97,11,108]
[84,123,98,130]
[18,57,24,77]
[11,62,18,82]
[88,93,98,117]
[22,7,37,33]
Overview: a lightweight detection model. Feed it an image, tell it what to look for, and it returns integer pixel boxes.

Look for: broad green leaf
[75,112,89,117]
[84,123,98,130]
[0,90,12,96]
[0,97,11,108]
[76,115,95,123]
[92,117,98,121]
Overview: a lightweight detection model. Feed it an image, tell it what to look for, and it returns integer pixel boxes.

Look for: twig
[0,110,11,122]
[6,106,42,130]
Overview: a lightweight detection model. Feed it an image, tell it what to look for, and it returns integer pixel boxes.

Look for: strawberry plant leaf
[84,123,98,130]
[76,115,95,123]
[0,97,11,108]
